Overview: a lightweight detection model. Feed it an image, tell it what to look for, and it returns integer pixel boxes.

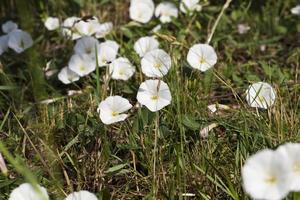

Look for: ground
[0,0,300,199]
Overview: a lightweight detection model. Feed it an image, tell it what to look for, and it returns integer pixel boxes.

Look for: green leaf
[182,115,200,130]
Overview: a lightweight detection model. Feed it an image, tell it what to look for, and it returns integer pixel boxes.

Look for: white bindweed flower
[242,149,290,200]
[61,16,81,40]
[134,36,159,57]
[141,49,171,77]
[97,40,119,67]
[95,22,113,38]
[74,36,99,57]
[246,82,276,109]
[137,79,172,112]
[291,5,300,15]
[8,29,33,53]
[65,191,98,200]
[74,18,99,38]
[187,43,217,72]
[9,183,49,200]
[237,24,250,34]
[58,67,80,84]
[276,143,300,192]
[97,96,132,125]
[180,0,202,14]
[44,17,60,31]
[155,2,178,23]
[129,0,155,23]
[68,54,96,76]
[0,35,9,55]
[109,57,135,80]
[2,21,18,33]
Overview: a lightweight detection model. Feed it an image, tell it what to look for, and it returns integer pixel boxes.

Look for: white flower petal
[137,79,171,112]
[246,82,276,109]
[141,49,172,77]
[2,21,18,33]
[44,17,60,31]
[130,0,155,23]
[109,57,135,80]
[8,29,33,53]
[74,36,99,58]
[68,54,96,76]
[134,36,159,57]
[155,2,178,23]
[291,5,300,15]
[180,0,201,13]
[58,67,80,84]
[187,43,217,72]
[0,35,9,55]
[65,191,98,200]
[9,183,49,200]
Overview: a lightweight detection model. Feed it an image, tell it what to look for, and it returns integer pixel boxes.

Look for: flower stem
[153,111,159,197]
[206,0,232,44]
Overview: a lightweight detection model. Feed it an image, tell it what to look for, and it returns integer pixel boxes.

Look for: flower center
[79,65,86,72]
[111,111,119,116]
[264,175,277,185]
[154,63,162,69]
[293,163,300,173]
[118,69,125,76]
[151,95,159,100]
[199,56,206,64]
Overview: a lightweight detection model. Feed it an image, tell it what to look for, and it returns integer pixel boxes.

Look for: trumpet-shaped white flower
[9,183,49,200]
[137,79,171,112]
[2,21,18,33]
[141,49,171,77]
[74,19,99,38]
[95,22,113,38]
[276,143,300,192]
[61,16,81,40]
[8,29,33,53]
[74,36,99,57]
[155,2,178,23]
[44,17,60,31]
[242,149,290,200]
[97,96,132,125]
[291,5,300,15]
[68,54,96,76]
[246,82,276,109]
[187,43,217,72]
[129,0,155,23]
[97,40,119,67]
[0,35,9,55]
[180,0,202,14]
[58,67,80,84]
[109,57,135,80]
[134,36,159,57]
[65,191,98,200]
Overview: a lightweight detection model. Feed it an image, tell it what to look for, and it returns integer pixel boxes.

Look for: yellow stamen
[154,63,162,69]
[199,56,206,64]
[151,95,159,100]
[111,111,118,116]
[79,65,86,72]
[293,163,300,173]
[264,176,277,185]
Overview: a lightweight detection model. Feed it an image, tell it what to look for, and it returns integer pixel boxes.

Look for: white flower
[97,96,132,125]
[97,40,119,67]
[180,0,202,14]
[109,57,135,80]
[141,49,172,77]
[155,2,178,23]
[129,0,155,23]
[0,35,9,55]
[151,25,162,33]
[44,17,60,31]
[134,36,159,57]
[8,29,33,53]
[276,143,300,192]
[2,21,18,33]
[61,16,81,40]
[68,54,96,77]
[291,5,300,15]
[74,19,99,38]
[95,22,113,38]
[237,24,250,34]
[187,43,217,72]
[58,67,80,84]
[9,183,49,200]
[246,82,276,109]
[242,149,290,200]
[74,36,99,57]
[137,79,172,112]
[65,191,98,200]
